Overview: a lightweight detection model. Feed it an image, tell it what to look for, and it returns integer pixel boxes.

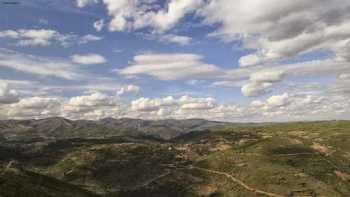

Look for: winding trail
[190,166,286,197]
[136,171,172,188]
[1,160,17,175]
[272,153,316,157]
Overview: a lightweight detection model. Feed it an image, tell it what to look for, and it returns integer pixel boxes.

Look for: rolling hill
[0,119,349,196]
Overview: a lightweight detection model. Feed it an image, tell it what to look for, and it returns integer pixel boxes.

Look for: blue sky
[0,0,349,121]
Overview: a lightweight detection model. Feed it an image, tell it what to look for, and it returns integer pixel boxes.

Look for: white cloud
[38,18,49,26]
[131,95,217,115]
[179,95,216,110]
[267,93,289,107]
[128,95,253,121]
[0,91,122,120]
[0,92,119,120]
[64,92,114,108]
[131,96,177,112]
[3,97,61,119]
[249,71,284,83]
[117,85,140,95]
[0,79,48,97]
[0,79,35,86]
[14,97,60,109]
[241,82,273,97]
[61,92,120,119]
[118,53,221,80]
[133,95,215,112]
[0,82,19,104]
[75,0,98,8]
[93,20,105,32]
[211,80,247,88]
[130,95,220,119]
[0,29,57,46]
[0,29,102,47]
[71,54,107,65]
[328,78,350,96]
[240,70,284,97]
[0,48,83,79]
[159,34,192,45]
[247,91,350,121]
[139,33,192,45]
[101,0,203,32]
[199,0,350,66]
[218,58,350,97]
[79,34,103,44]
[0,87,348,121]
[239,54,262,67]
[149,0,203,32]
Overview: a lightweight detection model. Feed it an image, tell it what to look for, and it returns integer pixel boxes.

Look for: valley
[0,118,349,197]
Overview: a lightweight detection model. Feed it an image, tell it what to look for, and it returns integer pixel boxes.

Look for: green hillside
[0,120,349,196]
[0,165,99,197]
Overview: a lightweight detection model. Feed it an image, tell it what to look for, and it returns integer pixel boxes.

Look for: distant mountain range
[0,117,233,140]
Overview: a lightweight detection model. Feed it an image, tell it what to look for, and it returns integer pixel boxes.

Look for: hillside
[0,120,349,196]
[0,164,99,197]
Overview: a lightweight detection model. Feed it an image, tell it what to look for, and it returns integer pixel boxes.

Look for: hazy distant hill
[0,117,231,140]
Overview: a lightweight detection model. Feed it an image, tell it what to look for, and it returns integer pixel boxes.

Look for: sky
[0,0,349,121]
